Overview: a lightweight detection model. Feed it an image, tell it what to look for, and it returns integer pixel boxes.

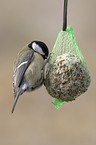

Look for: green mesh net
[45,26,91,108]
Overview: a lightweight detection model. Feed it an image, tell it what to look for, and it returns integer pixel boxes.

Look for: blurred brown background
[0,0,96,145]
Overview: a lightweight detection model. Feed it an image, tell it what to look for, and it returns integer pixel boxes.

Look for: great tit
[11,41,49,113]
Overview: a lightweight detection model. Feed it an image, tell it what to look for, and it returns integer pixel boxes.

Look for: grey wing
[13,49,34,97]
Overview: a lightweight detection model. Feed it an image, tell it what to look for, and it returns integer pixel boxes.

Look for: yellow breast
[24,53,44,86]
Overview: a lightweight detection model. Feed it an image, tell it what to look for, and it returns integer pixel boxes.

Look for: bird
[11,41,49,113]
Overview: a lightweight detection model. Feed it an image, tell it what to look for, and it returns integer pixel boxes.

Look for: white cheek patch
[32,42,45,55]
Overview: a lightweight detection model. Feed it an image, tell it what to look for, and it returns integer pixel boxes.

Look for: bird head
[28,41,49,59]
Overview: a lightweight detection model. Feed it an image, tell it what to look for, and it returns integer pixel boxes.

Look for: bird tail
[11,86,26,113]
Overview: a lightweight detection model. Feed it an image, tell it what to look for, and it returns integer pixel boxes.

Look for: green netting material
[45,26,91,108]
[49,26,86,68]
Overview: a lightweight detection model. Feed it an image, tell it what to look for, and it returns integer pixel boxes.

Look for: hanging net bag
[45,0,91,108]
